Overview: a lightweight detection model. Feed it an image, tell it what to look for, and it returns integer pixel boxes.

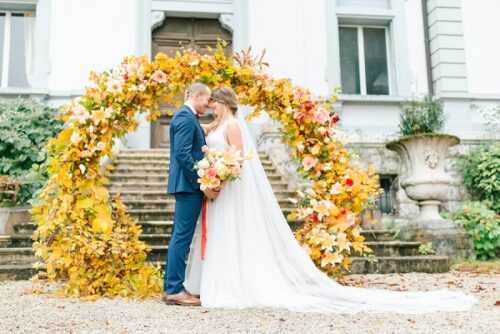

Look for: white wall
[243,0,329,96]
[404,0,429,96]
[462,0,500,94]
[48,0,151,92]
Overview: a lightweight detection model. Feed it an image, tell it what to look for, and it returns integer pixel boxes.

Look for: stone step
[0,264,37,280]
[9,222,401,244]
[0,248,37,265]
[6,232,419,257]
[349,256,449,274]
[146,255,449,275]
[0,254,449,281]
[0,235,10,247]
[116,152,270,161]
[364,241,421,257]
[109,173,285,183]
[108,190,298,202]
[108,180,291,192]
[0,235,31,248]
[112,159,275,168]
[359,229,398,242]
[13,222,37,235]
[126,207,295,221]
[112,165,278,175]
[117,198,297,210]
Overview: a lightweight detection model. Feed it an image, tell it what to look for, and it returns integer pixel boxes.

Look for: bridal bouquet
[195,145,252,190]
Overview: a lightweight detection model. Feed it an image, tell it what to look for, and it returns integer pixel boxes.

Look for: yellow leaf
[76,198,94,210]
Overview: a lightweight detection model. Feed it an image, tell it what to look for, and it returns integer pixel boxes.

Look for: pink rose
[302,157,319,171]
[207,168,217,178]
[151,70,167,83]
[313,107,330,124]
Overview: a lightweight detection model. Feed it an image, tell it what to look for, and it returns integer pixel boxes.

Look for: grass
[452,259,500,274]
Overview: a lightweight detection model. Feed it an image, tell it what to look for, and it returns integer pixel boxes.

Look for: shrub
[448,201,500,260]
[399,96,445,136]
[456,143,500,213]
[0,98,63,205]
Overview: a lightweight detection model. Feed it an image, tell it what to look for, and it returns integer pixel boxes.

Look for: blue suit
[165,105,206,294]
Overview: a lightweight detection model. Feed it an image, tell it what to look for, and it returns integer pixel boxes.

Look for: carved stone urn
[386,134,473,259]
[386,134,460,221]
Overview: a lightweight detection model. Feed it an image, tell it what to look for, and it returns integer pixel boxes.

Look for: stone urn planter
[386,133,460,221]
[386,134,472,258]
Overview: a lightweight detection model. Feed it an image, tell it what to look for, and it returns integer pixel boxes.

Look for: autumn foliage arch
[32,44,379,298]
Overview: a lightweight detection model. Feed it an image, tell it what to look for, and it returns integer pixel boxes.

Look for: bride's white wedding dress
[184,116,477,313]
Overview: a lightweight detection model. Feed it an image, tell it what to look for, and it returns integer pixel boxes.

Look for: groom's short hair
[186,83,210,98]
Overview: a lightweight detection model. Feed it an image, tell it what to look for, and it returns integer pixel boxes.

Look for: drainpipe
[421,0,434,96]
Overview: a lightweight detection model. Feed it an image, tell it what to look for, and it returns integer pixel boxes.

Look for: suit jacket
[167,105,206,194]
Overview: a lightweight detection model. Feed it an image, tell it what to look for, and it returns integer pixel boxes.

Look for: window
[377,174,396,214]
[0,11,35,88]
[339,26,390,95]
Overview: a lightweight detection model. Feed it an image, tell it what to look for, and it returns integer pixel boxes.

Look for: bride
[184,86,476,313]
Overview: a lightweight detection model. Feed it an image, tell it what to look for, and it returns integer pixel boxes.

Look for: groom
[163,83,218,306]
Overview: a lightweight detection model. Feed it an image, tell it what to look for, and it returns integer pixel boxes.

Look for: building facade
[0,0,499,219]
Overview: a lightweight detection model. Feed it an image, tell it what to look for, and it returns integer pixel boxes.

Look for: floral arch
[32,44,379,298]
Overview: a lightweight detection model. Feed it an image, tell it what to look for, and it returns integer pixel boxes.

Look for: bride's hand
[203,188,220,200]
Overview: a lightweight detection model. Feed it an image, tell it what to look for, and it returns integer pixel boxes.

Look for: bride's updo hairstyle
[211,87,239,115]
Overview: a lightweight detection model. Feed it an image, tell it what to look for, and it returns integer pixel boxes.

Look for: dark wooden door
[151,17,232,148]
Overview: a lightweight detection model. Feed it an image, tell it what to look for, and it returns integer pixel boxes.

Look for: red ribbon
[201,197,208,260]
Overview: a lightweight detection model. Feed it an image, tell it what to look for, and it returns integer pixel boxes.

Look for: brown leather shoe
[185,290,201,299]
[162,291,201,306]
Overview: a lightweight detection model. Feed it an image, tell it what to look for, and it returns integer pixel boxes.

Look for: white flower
[79,164,86,174]
[104,107,113,118]
[70,131,81,144]
[198,159,210,170]
[72,104,90,123]
[107,78,123,94]
[96,142,105,151]
[215,162,228,176]
[330,182,342,195]
[126,62,139,75]
[197,169,206,177]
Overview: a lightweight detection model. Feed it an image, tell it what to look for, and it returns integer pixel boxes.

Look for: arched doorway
[150,17,232,148]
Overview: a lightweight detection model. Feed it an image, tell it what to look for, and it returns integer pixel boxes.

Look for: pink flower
[151,70,167,83]
[303,100,315,112]
[302,157,319,171]
[202,145,209,153]
[313,107,330,124]
[207,168,217,178]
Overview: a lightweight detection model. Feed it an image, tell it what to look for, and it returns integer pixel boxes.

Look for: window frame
[338,24,392,96]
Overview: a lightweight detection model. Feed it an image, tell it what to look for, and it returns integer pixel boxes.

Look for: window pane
[8,13,33,87]
[339,27,360,94]
[363,28,389,95]
[0,14,5,83]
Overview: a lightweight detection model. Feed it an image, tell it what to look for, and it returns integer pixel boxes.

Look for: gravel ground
[0,271,499,334]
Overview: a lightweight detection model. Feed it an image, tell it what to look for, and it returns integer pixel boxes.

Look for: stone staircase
[0,149,449,280]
